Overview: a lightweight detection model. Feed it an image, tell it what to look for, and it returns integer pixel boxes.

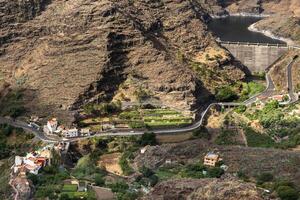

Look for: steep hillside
[142,177,267,200]
[0,0,245,123]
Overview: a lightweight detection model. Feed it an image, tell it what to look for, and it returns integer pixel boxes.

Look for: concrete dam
[220,41,289,72]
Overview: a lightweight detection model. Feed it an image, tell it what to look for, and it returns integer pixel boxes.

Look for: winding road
[287,57,298,103]
[0,55,298,143]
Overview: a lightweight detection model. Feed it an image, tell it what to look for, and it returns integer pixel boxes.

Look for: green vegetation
[252,71,266,80]
[180,163,224,179]
[119,152,134,176]
[256,172,274,185]
[0,159,14,199]
[109,181,138,200]
[155,163,224,181]
[0,124,34,159]
[82,107,193,130]
[244,127,275,148]
[247,100,283,128]
[192,127,211,140]
[138,132,157,146]
[277,186,299,200]
[214,81,265,102]
[94,174,105,186]
[28,156,97,200]
[62,184,77,192]
[28,166,70,199]
[234,105,247,113]
[120,108,192,129]
[134,87,151,102]
[136,166,159,187]
[240,101,300,149]
[72,153,106,181]
[83,101,121,116]
[215,86,238,102]
[155,166,181,181]
[0,90,26,118]
[241,82,265,99]
[256,175,299,200]
[215,129,243,146]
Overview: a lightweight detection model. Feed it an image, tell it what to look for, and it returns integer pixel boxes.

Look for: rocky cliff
[0,0,245,122]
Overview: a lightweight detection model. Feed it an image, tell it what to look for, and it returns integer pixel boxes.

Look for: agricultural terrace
[80,107,193,131]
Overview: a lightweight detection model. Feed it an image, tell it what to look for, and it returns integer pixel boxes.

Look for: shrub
[119,153,134,176]
[192,127,211,140]
[215,129,240,146]
[215,86,238,102]
[237,170,249,181]
[207,167,224,178]
[276,186,299,200]
[95,174,105,186]
[149,175,159,186]
[140,166,154,178]
[256,172,274,185]
[235,105,247,113]
[129,121,145,129]
[138,132,157,146]
[244,127,275,148]
[109,181,129,193]
[60,194,70,200]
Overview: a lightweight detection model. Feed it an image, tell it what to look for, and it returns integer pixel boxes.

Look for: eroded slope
[0,0,245,122]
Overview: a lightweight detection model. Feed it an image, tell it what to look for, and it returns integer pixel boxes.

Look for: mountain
[0,0,245,123]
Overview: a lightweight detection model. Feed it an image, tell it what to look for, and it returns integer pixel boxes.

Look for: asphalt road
[0,117,58,143]
[287,58,298,103]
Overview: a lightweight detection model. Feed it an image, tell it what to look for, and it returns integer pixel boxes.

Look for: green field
[62,184,77,192]
[120,108,193,129]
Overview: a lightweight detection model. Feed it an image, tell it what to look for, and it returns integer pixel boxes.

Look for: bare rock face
[0,0,245,122]
[0,0,51,26]
[142,177,267,200]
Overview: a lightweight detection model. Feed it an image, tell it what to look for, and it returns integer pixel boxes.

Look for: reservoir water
[207,16,286,44]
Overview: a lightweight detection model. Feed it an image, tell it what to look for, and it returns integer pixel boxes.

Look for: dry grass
[194,47,229,65]
[98,153,123,175]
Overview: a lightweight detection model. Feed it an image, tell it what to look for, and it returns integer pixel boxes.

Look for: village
[28,117,92,139]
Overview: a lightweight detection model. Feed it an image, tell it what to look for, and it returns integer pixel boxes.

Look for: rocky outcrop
[0,0,245,122]
[251,15,300,45]
[142,177,268,200]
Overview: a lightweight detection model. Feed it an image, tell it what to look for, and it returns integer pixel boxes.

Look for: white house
[63,128,79,138]
[15,156,23,166]
[47,118,58,133]
[14,156,24,173]
[80,128,90,136]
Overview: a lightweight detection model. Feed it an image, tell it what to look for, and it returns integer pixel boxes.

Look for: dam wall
[220,41,289,72]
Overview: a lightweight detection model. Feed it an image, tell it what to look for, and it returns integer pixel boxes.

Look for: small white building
[140,145,149,154]
[63,128,79,138]
[15,156,23,166]
[80,128,90,136]
[47,118,58,133]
